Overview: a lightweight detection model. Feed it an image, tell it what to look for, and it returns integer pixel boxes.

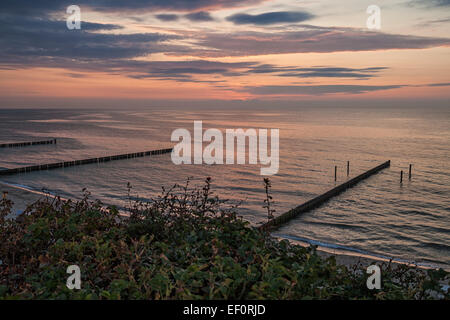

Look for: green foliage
[0,179,448,300]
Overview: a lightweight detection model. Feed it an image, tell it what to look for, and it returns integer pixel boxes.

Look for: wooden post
[334,166,337,181]
[400,170,403,183]
[347,161,350,176]
[409,164,412,180]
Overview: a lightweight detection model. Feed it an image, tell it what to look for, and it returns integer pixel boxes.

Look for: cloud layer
[1,0,449,100]
[0,0,265,14]
[187,27,450,57]
[245,85,405,95]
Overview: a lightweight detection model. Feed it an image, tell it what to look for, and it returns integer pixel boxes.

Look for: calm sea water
[0,107,449,268]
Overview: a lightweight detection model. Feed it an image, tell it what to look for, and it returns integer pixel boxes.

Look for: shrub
[0,178,448,300]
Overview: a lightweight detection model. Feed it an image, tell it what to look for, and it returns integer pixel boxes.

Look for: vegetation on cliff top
[0,178,448,300]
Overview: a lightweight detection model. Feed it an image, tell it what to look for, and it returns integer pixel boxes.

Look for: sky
[0,0,449,108]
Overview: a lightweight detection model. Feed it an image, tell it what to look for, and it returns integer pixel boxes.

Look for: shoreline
[274,234,448,271]
[1,180,447,271]
[279,237,446,271]
[1,181,49,218]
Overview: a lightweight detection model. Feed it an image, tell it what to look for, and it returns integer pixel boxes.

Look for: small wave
[302,220,369,232]
[420,241,450,252]
[0,181,66,200]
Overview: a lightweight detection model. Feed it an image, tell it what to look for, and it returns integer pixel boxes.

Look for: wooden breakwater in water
[0,147,173,176]
[0,139,57,148]
[259,160,391,231]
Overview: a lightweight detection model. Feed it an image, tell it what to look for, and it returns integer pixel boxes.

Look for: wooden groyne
[0,147,173,176]
[260,160,391,231]
[0,139,56,148]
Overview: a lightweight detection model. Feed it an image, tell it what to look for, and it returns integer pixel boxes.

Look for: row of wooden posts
[0,148,173,176]
[260,160,392,231]
[0,138,57,148]
[333,161,412,183]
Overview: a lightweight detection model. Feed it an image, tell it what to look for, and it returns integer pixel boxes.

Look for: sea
[0,106,449,269]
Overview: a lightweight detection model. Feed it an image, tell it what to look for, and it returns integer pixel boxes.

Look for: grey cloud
[425,82,450,87]
[409,0,450,7]
[184,11,214,22]
[227,11,314,25]
[0,15,180,62]
[248,65,388,79]
[431,0,450,5]
[155,14,180,22]
[119,60,254,80]
[157,11,214,23]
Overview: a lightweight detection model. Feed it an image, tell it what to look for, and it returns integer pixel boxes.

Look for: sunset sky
[0,0,449,108]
